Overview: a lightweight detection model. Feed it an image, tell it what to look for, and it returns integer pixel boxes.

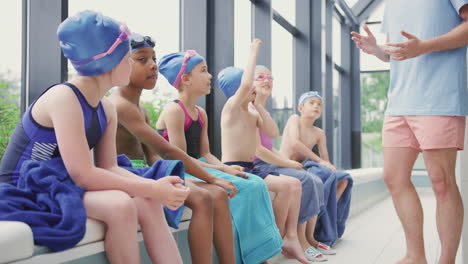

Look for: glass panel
[68,0,180,119]
[367,1,386,22]
[332,16,342,66]
[360,71,426,169]
[360,71,388,168]
[333,69,341,167]
[344,0,360,8]
[272,0,296,26]
[234,0,252,68]
[360,23,389,72]
[271,22,293,147]
[0,1,22,158]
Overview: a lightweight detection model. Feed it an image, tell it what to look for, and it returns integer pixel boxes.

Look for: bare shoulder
[100,97,117,116]
[163,101,184,117]
[108,92,133,112]
[285,114,300,126]
[196,106,208,120]
[289,114,300,122]
[313,126,324,134]
[38,84,83,116]
[45,83,80,103]
[223,97,237,112]
[313,126,326,138]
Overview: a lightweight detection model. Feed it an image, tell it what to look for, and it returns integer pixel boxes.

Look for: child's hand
[223,165,248,179]
[153,176,190,210]
[319,160,337,171]
[251,39,262,53]
[287,160,303,170]
[211,178,238,198]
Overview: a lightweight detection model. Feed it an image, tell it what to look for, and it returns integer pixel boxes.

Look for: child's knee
[287,177,302,193]
[186,187,213,213]
[106,191,138,224]
[209,185,229,201]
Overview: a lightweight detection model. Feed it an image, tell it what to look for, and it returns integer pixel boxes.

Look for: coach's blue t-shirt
[381,0,468,116]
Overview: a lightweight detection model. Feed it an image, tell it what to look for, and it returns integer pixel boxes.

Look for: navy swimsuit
[0,83,107,184]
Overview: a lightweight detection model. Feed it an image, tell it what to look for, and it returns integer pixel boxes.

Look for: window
[271,21,294,147]
[234,0,252,68]
[272,0,295,26]
[0,1,22,157]
[344,0,360,8]
[332,69,341,167]
[332,16,342,67]
[360,71,388,168]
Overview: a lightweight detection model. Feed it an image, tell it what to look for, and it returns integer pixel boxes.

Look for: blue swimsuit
[0,83,107,185]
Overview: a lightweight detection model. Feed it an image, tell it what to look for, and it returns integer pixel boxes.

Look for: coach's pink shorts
[382,116,466,151]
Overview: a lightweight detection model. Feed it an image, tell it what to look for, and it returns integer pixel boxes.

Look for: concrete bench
[1,168,392,264]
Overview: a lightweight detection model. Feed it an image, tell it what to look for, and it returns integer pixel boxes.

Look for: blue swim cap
[217,67,244,98]
[57,10,130,76]
[158,50,205,89]
[130,33,155,53]
[298,91,322,106]
[256,65,269,70]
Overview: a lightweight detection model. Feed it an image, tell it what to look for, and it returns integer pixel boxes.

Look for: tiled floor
[270,188,463,264]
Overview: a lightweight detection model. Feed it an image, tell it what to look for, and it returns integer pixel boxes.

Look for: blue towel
[117,155,185,229]
[186,163,283,264]
[303,160,353,246]
[0,158,86,252]
[253,160,325,224]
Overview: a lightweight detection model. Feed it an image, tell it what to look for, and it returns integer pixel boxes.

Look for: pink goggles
[172,49,198,89]
[71,24,131,67]
[254,73,274,82]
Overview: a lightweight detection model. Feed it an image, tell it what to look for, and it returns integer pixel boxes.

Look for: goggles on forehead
[71,24,130,67]
[131,34,156,50]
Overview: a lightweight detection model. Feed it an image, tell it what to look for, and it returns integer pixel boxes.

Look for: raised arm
[351,24,390,62]
[384,5,468,60]
[230,39,262,106]
[253,103,280,138]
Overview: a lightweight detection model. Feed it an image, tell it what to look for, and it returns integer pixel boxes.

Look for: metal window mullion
[350,24,362,168]
[181,0,208,108]
[22,0,67,113]
[206,0,234,157]
[324,0,334,163]
[340,23,352,169]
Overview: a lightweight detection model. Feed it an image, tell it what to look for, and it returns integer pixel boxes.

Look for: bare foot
[282,237,311,264]
[396,256,427,264]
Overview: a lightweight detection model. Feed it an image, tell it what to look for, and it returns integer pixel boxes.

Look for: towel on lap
[187,164,283,264]
[0,158,86,252]
[117,154,185,229]
[304,160,353,246]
